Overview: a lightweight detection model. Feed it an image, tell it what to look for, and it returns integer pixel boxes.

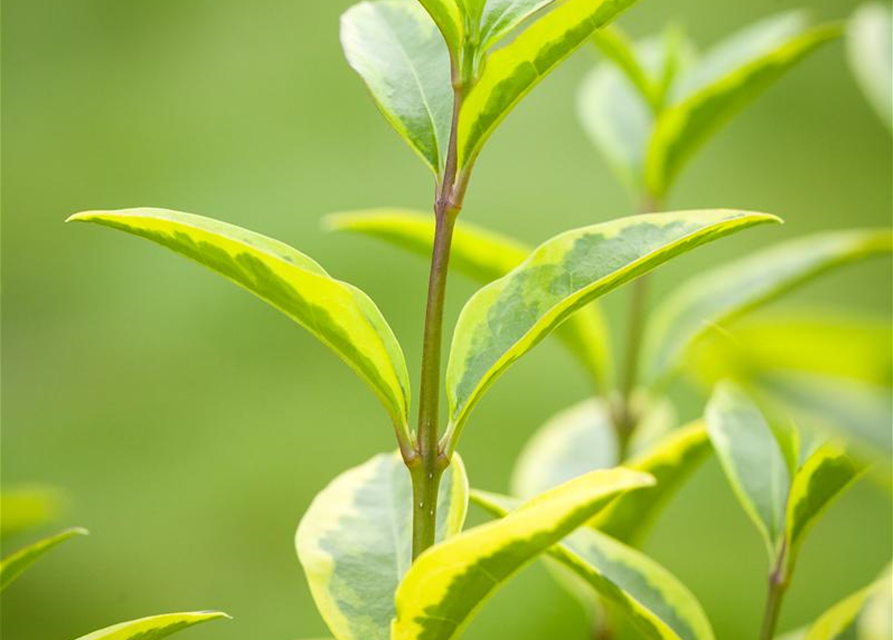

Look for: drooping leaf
[73,611,230,640]
[0,527,88,592]
[472,490,716,640]
[68,208,412,437]
[783,443,863,575]
[0,486,62,539]
[457,0,643,171]
[802,573,891,640]
[647,12,840,196]
[847,3,893,131]
[705,382,789,558]
[391,468,654,640]
[644,229,893,385]
[326,208,613,389]
[445,210,780,452]
[295,451,468,640]
[591,421,711,544]
[341,1,453,175]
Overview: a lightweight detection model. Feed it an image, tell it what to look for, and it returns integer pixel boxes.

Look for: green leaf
[783,443,863,575]
[478,0,554,50]
[0,486,62,539]
[847,3,892,131]
[802,573,891,640]
[457,0,643,171]
[593,26,663,109]
[326,208,613,389]
[0,527,88,592]
[591,421,712,544]
[341,1,453,175]
[416,0,465,59]
[391,467,654,640]
[68,208,412,438]
[445,209,780,451]
[73,611,230,640]
[647,11,840,197]
[295,451,468,640]
[472,490,716,640]
[705,382,789,558]
[644,229,893,385]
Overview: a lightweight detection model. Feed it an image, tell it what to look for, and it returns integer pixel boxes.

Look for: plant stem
[759,543,789,640]
[409,81,466,561]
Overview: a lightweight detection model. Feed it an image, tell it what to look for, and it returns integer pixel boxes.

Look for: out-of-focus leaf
[472,490,716,640]
[783,443,862,575]
[391,468,654,640]
[847,3,892,130]
[647,12,839,196]
[326,208,613,389]
[341,1,453,175]
[802,572,891,640]
[68,208,412,438]
[0,527,88,592]
[644,229,893,386]
[705,382,789,558]
[73,611,230,640]
[593,26,662,108]
[859,574,892,640]
[445,210,779,453]
[0,486,62,539]
[457,0,643,171]
[591,421,711,544]
[295,452,468,640]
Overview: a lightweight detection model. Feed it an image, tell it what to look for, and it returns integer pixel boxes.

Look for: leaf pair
[579,11,840,199]
[706,382,863,574]
[295,450,651,640]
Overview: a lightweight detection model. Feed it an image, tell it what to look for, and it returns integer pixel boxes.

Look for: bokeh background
[2,0,891,639]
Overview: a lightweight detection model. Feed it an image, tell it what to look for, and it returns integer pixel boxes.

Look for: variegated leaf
[73,611,230,640]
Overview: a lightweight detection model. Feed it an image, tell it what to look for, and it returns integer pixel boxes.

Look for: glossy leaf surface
[68,208,411,434]
[446,210,779,449]
[473,490,715,640]
[479,0,554,50]
[391,468,654,640]
[644,229,893,385]
[0,527,87,592]
[296,452,468,640]
[341,1,453,175]
[847,3,892,130]
[706,382,789,557]
[73,612,230,640]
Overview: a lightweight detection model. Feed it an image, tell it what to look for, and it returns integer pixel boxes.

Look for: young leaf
[326,208,613,389]
[647,12,840,196]
[802,573,891,640]
[0,527,88,592]
[457,0,644,171]
[445,209,780,452]
[416,0,465,60]
[478,0,554,51]
[705,382,789,558]
[783,443,863,575]
[68,208,412,440]
[295,451,468,640]
[472,490,716,640]
[391,467,654,640]
[593,27,663,109]
[341,1,453,175]
[644,229,893,385]
[73,611,230,640]
[591,421,712,544]
[847,3,892,131]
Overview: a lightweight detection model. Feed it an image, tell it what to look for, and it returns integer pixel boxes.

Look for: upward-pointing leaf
[457,0,643,171]
[847,3,892,131]
[472,490,715,640]
[802,572,891,640]
[0,527,88,592]
[391,467,654,640]
[705,382,789,559]
[341,1,453,176]
[647,11,839,197]
[643,229,893,385]
[478,0,554,50]
[326,208,612,388]
[445,209,780,451]
[416,0,465,59]
[73,611,230,640]
[296,452,468,640]
[68,208,411,436]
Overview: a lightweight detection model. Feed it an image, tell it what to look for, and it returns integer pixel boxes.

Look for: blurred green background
[2,1,891,639]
